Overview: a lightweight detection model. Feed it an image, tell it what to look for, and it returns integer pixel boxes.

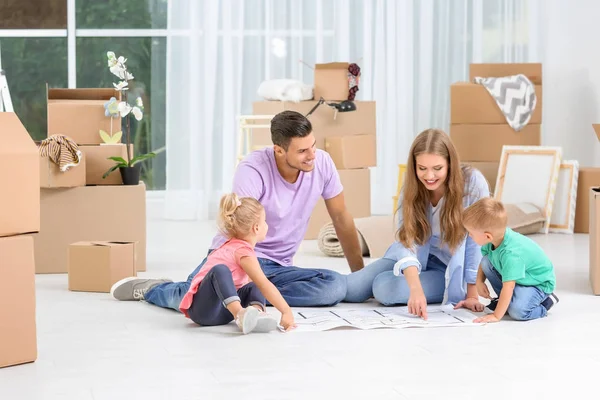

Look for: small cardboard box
[36,183,147,273]
[68,241,136,293]
[325,134,376,169]
[450,124,541,162]
[450,83,542,124]
[39,152,86,188]
[469,63,543,85]
[47,86,121,145]
[574,167,600,233]
[0,235,37,368]
[463,161,500,193]
[589,188,600,294]
[79,144,134,185]
[0,113,40,238]
[305,168,371,239]
[314,62,349,101]
[252,100,376,150]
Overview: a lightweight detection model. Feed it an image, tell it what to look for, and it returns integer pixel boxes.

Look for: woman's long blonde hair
[218,193,263,239]
[397,129,468,252]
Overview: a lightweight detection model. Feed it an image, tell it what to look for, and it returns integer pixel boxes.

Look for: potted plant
[102,51,156,185]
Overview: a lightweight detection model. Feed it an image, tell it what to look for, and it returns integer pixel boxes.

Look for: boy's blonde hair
[218,193,264,239]
[462,197,508,233]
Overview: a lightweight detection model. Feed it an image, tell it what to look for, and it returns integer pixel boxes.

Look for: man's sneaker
[254,312,278,333]
[541,293,559,311]
[236,307,259,334]
[486,298,499,312]
[110,277,173,301]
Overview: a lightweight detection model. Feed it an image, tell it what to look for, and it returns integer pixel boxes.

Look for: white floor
[1,219,600,400]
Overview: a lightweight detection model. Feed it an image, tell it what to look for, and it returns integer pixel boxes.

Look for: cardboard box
[36,183,147,273]
[314,62,350,101]
[590,188,600,294]
[463,161,500,193]
[252,100,376,150]
[450,124,541,162]
[450,83,542,124]
[68,241,136,293]
[325,134,376,169]
[79,144,133,185]
[305,169,371,239]
[469,63,543,85]
[39,152,86,188]
[47,87,121,145]
[575,168,600,233]
[0,235,37,368]
[0,113,40,238]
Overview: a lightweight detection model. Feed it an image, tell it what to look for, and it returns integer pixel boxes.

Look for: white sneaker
[236,307,259,334]
[110,277,173,301]
[254,312,278,333]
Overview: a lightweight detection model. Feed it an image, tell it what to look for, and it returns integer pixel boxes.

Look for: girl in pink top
[179,193,296,334]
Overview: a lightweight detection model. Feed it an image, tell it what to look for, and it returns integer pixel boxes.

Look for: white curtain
[164,0,541,220]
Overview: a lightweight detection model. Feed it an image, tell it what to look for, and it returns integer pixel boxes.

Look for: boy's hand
[474,314,500,323]
[280,311,297,332]
[476,280,491,299]
[454,297,484,312]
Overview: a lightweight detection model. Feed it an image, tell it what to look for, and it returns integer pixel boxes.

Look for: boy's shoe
[254,312,278,333]
[486,298,499,312]
[236,307,259,334]
[541,293,559,311]
[110,277,173,301]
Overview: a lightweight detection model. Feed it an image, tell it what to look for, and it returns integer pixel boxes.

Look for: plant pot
[119,165,140,185]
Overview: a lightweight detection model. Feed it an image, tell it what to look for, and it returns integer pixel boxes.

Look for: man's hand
[325,192,364,272]
[454,297,484,312]
[474,314,500,323]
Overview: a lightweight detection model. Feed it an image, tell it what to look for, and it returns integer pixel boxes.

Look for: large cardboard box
[36,183,146,273]
[575,168,600,233]
[450,83,542,124]
[325,134,376,169]
[305,169,371,239]
[463,161,500,193]
[0,235,37,368]
[314,62,350,101]
[589,188,600,294]
[252,100,376,150]
[68,241,136,293]
[0,113,40,238]
[39,153,86,188]
[469,63,543,85]
[79,144,133,185]
[47,87,121,145]
[450,124,541,162]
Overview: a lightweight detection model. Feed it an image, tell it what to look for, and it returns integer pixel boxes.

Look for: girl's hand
[280,311,297,332]
[407,288,428,320]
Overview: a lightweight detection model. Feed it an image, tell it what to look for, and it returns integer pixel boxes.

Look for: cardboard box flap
[593,124,600,141]
[47,87,119,101]
[0,113,38,154]
[469,63,542,85]
[80,241,135,247]
[315,62,349,70]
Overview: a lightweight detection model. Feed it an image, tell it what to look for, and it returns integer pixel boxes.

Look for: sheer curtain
[164,0,542,220]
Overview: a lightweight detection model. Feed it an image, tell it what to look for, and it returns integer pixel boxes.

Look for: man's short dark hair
[270,110,312,150]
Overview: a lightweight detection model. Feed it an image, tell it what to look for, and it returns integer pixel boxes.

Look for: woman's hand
[407,287,428,320]
[454,297,484,312]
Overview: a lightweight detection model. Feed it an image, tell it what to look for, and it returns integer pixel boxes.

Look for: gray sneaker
[110,277,173,301]
[254,313,278,333]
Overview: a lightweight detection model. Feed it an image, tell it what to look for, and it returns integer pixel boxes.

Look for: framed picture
[549,160,579,233]
[494,146,562,234]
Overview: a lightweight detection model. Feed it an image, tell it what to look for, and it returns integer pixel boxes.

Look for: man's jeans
[145,252,347,310]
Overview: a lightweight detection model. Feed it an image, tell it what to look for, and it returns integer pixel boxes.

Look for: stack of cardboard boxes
[252,63,376,239]
[450,63,543,193]
[36,88,145,290]
[0,113,38,368]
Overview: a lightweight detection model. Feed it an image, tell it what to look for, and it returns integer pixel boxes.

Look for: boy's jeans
[481,256,549,321]
[145,251,347,311]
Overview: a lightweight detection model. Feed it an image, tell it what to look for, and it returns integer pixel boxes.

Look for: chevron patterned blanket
[474,74,537,131]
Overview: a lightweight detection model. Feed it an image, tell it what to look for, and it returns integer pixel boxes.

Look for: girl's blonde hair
[218,193,264,239]
[397,128,469,252]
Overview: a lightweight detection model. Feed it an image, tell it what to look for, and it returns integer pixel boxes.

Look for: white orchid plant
[103,51,156,179]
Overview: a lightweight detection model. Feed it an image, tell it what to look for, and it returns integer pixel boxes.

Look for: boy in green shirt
[462,198,559,323]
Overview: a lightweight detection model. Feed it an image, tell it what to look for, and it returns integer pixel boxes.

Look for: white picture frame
[494,145,563,234]
[549,160,579,234]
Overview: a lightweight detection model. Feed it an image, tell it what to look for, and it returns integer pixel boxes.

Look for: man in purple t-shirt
[111,111,364,308]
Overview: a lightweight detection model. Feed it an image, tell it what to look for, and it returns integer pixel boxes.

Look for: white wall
[541,0,600,166]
